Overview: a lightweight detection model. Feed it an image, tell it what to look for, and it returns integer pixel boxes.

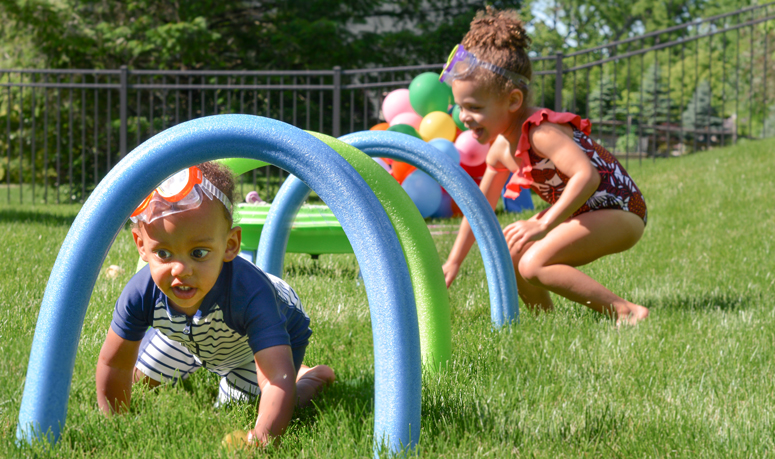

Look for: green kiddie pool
[235,203,353,257]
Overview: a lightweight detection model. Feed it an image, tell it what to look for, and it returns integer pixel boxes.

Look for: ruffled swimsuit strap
[503,109,593,199]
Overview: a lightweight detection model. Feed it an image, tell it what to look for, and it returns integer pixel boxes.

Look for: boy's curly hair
[461,6,532,96]
[198,161,237,225]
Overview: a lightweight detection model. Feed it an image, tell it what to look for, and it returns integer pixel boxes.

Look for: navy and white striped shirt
[111,257,311,372]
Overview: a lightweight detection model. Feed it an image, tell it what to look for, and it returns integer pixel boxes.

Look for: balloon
[418,111,457,142]
[373,157,391,173]
[409,72,453,117]
[370,122,390,131]
[387,123,421,139]
[431,190,453,218]
[391,161,417,184]
[428,138,460,165]
[245,191,264,204]
[460,161,487,184]
[382,89,413,124]
[450,197,463,217]
[390,111,423,130]
[402,170,442,218]
[455,130,489,166]
[451,105,468,131]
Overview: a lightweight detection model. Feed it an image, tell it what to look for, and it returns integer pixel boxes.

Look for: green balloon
[451,105,468,132]
[387,123,421,139]
[409,72,453,117]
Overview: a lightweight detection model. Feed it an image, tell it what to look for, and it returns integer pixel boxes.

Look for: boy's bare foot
[296,365,336,407]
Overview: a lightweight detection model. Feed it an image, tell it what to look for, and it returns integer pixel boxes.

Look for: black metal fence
[2,3,773,205]
[532,1,775,169]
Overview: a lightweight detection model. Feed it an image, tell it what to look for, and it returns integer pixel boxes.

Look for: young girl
[96,162,335,446]
[441,7,649,325]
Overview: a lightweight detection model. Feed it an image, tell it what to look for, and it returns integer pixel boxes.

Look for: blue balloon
[431,190,453,218]
[428,138,460,165]
[402,170,442,218]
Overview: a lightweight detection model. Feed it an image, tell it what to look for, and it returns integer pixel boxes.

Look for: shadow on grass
[177,367,375,434]
[646,289,756,312]
[284,258,361,280]
[0,208,78,226]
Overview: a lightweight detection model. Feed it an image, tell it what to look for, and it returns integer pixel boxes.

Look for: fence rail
[2,3,773,204]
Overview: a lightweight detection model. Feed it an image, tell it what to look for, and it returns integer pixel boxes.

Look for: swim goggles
[130,166,232,224]
[439,44,530,88]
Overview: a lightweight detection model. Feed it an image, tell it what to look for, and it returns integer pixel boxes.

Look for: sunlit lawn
[1,138,773,457]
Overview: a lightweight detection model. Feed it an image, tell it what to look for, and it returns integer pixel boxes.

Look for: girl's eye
[156,249,171,260]
[191,248,210,259]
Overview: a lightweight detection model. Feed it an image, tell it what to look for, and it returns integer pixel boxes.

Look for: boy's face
[132,197,241,315]
[452,78,524,145]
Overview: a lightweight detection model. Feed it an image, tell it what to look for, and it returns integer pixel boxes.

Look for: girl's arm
[443,137,511,287]
[249,344,298,447]
[96,328,141,414]
[504,122,600,253]
[529,122,600,230]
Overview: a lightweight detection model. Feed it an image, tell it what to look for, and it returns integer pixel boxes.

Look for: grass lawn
[1,138,774,458]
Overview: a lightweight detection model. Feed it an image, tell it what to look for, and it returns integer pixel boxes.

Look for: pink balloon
[382,89,414,124]
[454,130,490,166]
[390,111,423,130]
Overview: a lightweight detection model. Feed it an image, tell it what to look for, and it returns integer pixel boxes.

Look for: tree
[762,104,775,139]
[634,62,678,127]
[587,73,619,122]
[0,0,527,70]
[682,80,724,146]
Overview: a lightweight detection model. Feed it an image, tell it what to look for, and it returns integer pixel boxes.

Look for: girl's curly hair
[461,6,532,96]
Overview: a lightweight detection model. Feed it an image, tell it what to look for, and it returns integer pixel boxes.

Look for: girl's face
[452,78,524,145]
[132,197,241,315]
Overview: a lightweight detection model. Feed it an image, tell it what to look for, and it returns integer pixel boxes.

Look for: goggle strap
[439,43,531,88]
[478,61,531,87]
[199,177,233,216]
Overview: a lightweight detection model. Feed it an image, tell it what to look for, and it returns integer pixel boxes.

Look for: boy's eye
[191,248,210,259]
[155,249,171,260]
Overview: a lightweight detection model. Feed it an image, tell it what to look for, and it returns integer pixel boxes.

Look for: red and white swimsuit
[503,109,648,225]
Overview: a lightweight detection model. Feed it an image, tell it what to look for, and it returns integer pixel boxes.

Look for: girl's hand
[503,219,549,254]
[442,260,461,288]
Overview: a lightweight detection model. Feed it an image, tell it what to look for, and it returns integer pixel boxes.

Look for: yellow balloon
[418,111,457,142]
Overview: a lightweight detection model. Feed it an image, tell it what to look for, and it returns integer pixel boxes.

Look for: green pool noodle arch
[216,157,268,175]
[145,147,452,369]
[306,132,451,370]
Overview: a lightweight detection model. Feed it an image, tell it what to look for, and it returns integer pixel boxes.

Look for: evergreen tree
[587,74,619,122]
[682,80,724,143]
[764,104,775,138]
[636,62,676,127]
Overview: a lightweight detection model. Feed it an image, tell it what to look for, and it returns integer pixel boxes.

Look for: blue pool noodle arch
[258,131,519,328]
[16,115,421,455]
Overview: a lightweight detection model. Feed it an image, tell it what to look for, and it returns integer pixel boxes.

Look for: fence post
[119,66,128,158]
[333,66,342,137]
[555,51,563,112]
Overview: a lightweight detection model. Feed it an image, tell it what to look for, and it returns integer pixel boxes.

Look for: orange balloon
[370,122,390,131]
[391,161,417,184]
[450,199,463,217]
